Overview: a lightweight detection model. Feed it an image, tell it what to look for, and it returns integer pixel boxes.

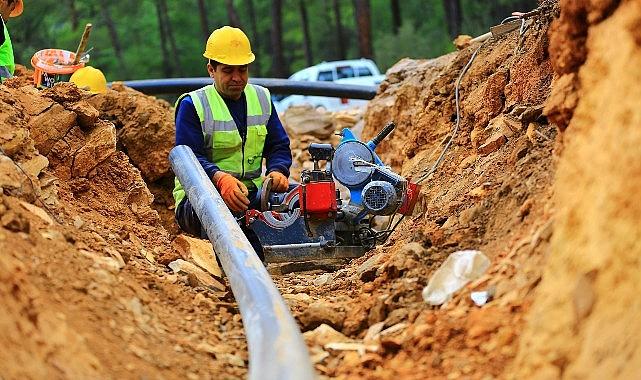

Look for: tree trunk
[332,0,347,60]
[197,0,210,42]
[299,0,313,66]
[99,0,128,77]
[69,0,79,31]
[245,0,261,75]
[154,0,173,77]
[353,0,373,59]
[158,0,183,76]
[442,0,462,39]
[225,0,242,28]
[270,0,287,77]
[391,0,401,34]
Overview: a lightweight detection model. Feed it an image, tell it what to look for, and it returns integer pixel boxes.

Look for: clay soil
[2,0,641,379]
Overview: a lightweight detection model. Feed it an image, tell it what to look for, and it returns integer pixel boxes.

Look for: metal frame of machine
[245,123,420,263]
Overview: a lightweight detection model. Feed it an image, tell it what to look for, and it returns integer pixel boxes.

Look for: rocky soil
[2,0,641,379]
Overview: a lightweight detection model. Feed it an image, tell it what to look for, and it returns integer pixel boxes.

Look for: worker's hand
[214,172,250,212]
[267,171,289,192]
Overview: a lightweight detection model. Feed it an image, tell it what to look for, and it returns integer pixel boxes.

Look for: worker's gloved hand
[214,172,250,212]
[267,171,289,192]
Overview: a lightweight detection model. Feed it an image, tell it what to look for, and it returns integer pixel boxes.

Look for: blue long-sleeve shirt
[175,91,292,181]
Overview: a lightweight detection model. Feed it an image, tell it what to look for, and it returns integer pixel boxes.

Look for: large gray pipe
[118,77,378,99]
[169,145,315,380]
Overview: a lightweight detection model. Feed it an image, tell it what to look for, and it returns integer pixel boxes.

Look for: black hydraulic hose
[116,77,378,99]
[169,145,315,380]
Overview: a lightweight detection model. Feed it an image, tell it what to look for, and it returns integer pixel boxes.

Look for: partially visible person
[70,66,108,94]
[0,0,23,80]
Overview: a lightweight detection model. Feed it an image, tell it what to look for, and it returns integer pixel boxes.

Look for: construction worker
[173,26,292,258]
[70,66,108,94]
[0,0,23,80]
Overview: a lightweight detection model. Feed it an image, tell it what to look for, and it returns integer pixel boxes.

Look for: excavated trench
[2,0,641,378]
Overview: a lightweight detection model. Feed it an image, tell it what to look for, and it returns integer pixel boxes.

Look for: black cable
[415,40,487,185]
[379,9,544,244]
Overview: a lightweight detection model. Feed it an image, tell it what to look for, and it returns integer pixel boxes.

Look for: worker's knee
[175,198,206,238]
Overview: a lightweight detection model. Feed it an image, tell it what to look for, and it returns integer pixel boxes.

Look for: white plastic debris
[422,250,490,306]
[471,286,496,307]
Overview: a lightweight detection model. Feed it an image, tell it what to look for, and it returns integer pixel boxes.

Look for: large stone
[0,155,23,191]
[356,254,381,282]
[72,121,117,178]
[477,133,508,156]
[27,104,77,155]
[299,301,345,331]
[19,201,54,225]
[89,87,175,181]
[172,234,222,278]
[303,324,352,347]
[18,155,49,178]
[67,101,100,129]
[168,259,225,291]
[15,86,55,116]
[0,128,30,157]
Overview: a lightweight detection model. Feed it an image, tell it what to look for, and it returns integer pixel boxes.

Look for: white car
[274,59,385,113]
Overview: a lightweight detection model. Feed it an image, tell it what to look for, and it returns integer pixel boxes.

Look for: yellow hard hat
[10,0,24,17]
[70,66,107,94]
[203,26,255,66]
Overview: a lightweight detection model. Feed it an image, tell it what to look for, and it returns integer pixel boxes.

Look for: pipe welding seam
[169,145,315,380]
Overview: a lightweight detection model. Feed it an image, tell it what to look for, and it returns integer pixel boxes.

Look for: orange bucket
[31,49,86,88]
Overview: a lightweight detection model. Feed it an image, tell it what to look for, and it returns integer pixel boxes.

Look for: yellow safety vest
[173,84,271,208]
[0,20,15,79]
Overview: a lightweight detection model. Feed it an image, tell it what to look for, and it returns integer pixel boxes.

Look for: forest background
[10,0,536,81]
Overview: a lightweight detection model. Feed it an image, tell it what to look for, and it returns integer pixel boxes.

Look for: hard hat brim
[203,52,256,66]
[10,0,23,17]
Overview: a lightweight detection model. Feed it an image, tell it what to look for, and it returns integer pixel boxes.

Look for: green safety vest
[0,20,15,79]
[172,83,272,208]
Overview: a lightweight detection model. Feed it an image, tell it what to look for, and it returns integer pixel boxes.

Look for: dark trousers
[175,192,265,260]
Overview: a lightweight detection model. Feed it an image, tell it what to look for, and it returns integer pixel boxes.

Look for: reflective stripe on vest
[172,84,271,208]
[0,21,15,79]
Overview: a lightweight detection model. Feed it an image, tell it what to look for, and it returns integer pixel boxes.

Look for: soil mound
[0,82,247,378]
[88,83,175,183]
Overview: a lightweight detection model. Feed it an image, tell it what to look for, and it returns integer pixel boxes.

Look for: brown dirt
[512,1,641,378]
[0,81,248,379]
[2,0,641,378]
[282,10,557,378]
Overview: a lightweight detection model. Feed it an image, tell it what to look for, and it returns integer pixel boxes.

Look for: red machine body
[299,182,337,219]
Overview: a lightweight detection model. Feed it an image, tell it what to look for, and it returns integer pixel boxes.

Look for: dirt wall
[0,81,248,379]
[512,0,641,378]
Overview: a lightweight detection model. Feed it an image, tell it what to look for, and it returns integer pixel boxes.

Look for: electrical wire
[414,41,487,185]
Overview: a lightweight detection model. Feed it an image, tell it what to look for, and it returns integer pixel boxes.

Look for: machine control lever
[308,143,334,171]
[370,122,396,147]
